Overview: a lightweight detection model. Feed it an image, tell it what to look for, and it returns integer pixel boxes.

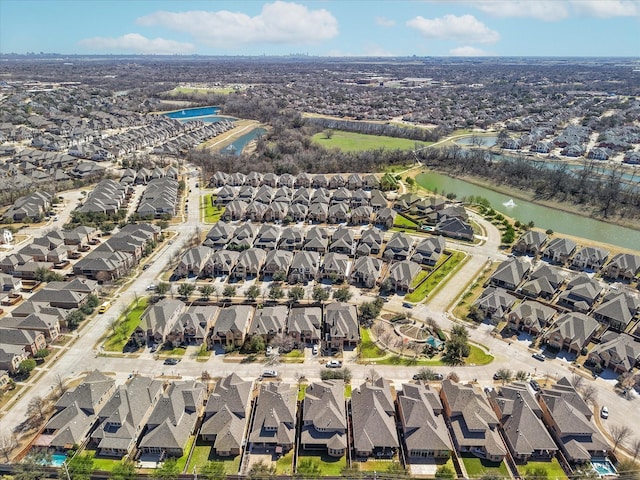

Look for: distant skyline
[1,0,639,57]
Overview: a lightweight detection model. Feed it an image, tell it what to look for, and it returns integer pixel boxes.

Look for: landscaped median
[102,297,149,352]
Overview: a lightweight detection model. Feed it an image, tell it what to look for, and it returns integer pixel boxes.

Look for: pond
[221,128,267,155]
[415,171,640,250]
[456,135,497,146]
[164,106,220,119]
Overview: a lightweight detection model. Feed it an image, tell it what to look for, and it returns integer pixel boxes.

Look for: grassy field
[405,251,466,303]
[461,455,510,478]
[297,452,347,476]
[187,440,241,474]
[466,344,494,365]
[375,354,445,366]
[103,298,149,352]
[275,450,295,475]
[393,215,418,228]
[517,458,568,480]
[359,328,386,359]
[312,131,429,152]
[166,86,239,95]
[202,194,225,223]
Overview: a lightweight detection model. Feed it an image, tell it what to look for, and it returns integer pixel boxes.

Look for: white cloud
[473,1,570,20]
[375,16,396,27]
[137,1,338,47]
[78,33,195,54]
[449,45,490,56]
[570,0,640,18]
[471,0,639,20]
[407,14,500,44]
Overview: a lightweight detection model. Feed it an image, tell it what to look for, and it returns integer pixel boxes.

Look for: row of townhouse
[210,171,381,190]
[133,299,359,353]
[120,165,178,186]
[513,230,640,280]
[136,177,179,218]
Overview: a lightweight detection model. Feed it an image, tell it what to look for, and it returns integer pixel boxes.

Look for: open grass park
[103,298,149,352]
[201,194,225,223]
[312,130,430,152]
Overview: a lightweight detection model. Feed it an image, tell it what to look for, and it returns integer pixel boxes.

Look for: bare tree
[0,431,16,462]
[426,317,439,332]
[570,374,585,391]
[447,371,460,383]
[27,396,46,421]
[610,425,632,452]
[372,322,385,338]
[369,368,379,384]
[581,385,598,406]
[54,373,68,396]
[628,437,640,461]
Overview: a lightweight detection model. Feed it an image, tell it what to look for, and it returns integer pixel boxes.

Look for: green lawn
[82,448,123,472]
[517,458,567,480]
[187,440,241,474]
[297,451,347,476]
[359,328,386,359]
[410,270,429,290]
[312,131,430,152]
[175,435,196,472]
[345,384,352,398]
[405,251,466,303]
[160,347,187,357]
[202,194,225,223]
[394,215,418,228]
[298,384,308,401]
[354,456,400,472]
[275,450,294,475]
[375,354,445,366]
[103,298,149,352]
[461,454,510,478]
[466,344,494,365]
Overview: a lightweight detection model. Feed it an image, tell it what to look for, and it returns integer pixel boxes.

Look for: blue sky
[1,0,639,56]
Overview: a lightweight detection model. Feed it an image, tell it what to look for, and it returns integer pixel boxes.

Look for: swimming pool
[591,459,616,477]
[50,453,67,467]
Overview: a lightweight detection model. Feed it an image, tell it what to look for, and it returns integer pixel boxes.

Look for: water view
[223,128,267,155]
[164,106,220,119]
[416,171,640,250]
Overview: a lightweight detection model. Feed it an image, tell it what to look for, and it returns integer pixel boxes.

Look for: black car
[530,380,541,391]
[164,358,179,365]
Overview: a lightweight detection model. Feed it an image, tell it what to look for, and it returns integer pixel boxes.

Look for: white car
[600,406,609,419]
[146,284,157,291]
[326,360,342,368]
[312,344,319,355]
[262,370,278,378]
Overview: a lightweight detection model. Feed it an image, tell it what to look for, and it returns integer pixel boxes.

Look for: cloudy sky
[1,0,639,56]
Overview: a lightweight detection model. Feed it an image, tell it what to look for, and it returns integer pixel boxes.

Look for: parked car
[326,360,342,368]
[402,302,414,309]
[164,358,179,365]
[312,344,319,355]
[532,352,545,361]
[262,370,278,378]
[600,406,609,419]
[146,284,157,291]
[530,380,541,391]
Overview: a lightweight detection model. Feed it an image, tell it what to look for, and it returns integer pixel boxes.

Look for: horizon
[1,0,639,57]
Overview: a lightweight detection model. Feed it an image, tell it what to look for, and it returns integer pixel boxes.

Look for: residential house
[398,382,452,460]
[0,345,28,374]
[473,287,517,321]
[175,246,214,278]
[210,305,254,348]
[0,327,47,355]
[544,312,599,354]
[249,382,297,454]
[387,260,421,292]
[588,332,640,373]
[513,231,548,256]
[233,248,266,279]
[200,373,253,457]
[249,306,288,343]
[288,203,308,222]
[278,227,304,251]
[375,207,397,229]
[320,253,350,282]
[356,228,384,256]
[383,232,414,261]
[350,189,370,208]
[347,173,363,190]
[543,237,577,265]
[221,200,249,221]
[351,378,399,458]
[506,300,556,335]
[264,201,289,223]
[254,225,280,251]
[437,217,474,241]
[289,251,320,284]
[592,293,636,331]
[602,253,640,280]
[138,381,205,458]
[301,380,347,457]
[0,313,61,342]
[440,379,506,461]
[308,203,329,223]
[207,250,240,277]
[295,173,312,188]
[349,256,382,289]
[350,205,373,225]
[42,370,115,451]
[557,274,603,312]
[171,306,219,346]
[3,191,51,222]
[90,375,164,457]
[324,302,359,352]
[215,185,237,204]
[537,378,609,463]
[369,190,388,211]
[572,247,609,271]
[262,250,293,279]
[287,307,321,347]
[412,237,446,266]
[303,227,329,254]
[489,257,530,291]
[363,174,380,190]
[489,383,557,462]
[245,201,269,222]
[329,227,355,255]
[135,299,187,346]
